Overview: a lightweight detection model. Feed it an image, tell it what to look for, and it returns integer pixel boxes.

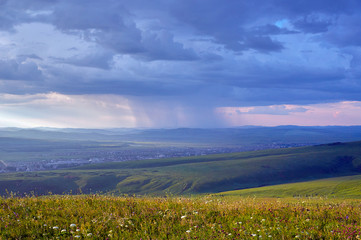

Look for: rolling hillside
[1,141,361,196]
[216,174,361,198]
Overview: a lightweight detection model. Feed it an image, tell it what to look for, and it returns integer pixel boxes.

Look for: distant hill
[216,174,361,198]
[1,126,361,145]
[1,140,361,196]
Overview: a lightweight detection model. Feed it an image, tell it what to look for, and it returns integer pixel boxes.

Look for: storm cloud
[0,0,361,127]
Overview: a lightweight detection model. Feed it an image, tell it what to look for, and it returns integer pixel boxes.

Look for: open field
[3,125,361,165]
[1,141,361,196]
[217,175,361,198]
[1,195,361,239]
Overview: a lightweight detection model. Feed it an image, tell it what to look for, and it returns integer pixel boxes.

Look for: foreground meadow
[1,195,361,239]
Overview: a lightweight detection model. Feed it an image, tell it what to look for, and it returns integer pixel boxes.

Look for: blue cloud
[0,0,360,118]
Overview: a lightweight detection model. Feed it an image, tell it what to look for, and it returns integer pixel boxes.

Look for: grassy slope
[2,195,361,239]
[1,141,361,196]
[217,174,361,198]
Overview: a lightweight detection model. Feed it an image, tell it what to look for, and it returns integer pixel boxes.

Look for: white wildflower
[186,230,191,233]
[70,223,76,228]
[181,215,187,219]
[53,226,59,230]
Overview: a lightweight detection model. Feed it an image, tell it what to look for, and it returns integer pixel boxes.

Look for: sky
[1,0,361,128]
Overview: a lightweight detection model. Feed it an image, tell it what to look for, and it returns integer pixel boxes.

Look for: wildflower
[76,229,80,232]
[181,215,187,219]
[262,219,266,222]
[186,230,191,233]
[87,233,93,237]
[251,234,257,237]
[305,219,310,222]
[61,229,66,233]
[268,235,272,238]
[295,235,300,238]
[53,226,59,230]
[228,233,232,236]
[70,223,76,228]
[74,235,81,238]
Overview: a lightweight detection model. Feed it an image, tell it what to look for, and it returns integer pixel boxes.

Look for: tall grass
[1,194,361,239]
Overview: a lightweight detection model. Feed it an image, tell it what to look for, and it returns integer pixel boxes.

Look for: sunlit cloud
[217,101,361,126]
[0,93,136,128]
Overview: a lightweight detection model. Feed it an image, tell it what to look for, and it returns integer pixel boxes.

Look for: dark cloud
[53,51,114,69]
[51,1,128,31]
[0,59,43,81]
[241,35,284,53]
[292,15,332,33]
[0,0,361,114]
[272,0,361,15]
[323,15,361,47]
[140,31,198,61]
[171,0,287,53]
[250,24,298,35]
[18,54,43,61]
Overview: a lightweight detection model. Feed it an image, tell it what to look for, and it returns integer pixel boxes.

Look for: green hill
[216,174,361,198]
[1,141,361,196]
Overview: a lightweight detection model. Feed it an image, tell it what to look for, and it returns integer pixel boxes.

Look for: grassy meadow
[1,194,361,239]
[217,175,361,199]
[1,141,361,196]
[2,139,361,238]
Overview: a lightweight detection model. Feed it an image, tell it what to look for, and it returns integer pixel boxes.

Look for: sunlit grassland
[217,175,361,199]
[1,195,361,239]
[2,141,361,196]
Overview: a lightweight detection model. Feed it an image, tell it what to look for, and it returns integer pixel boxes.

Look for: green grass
[217,175,361,198]
[1,141,361,196]
[1,195,361,239]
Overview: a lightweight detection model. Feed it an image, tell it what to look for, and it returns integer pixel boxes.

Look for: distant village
[0,143,307,173]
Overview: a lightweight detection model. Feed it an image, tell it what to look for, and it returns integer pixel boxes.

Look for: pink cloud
[217,101,361,126]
